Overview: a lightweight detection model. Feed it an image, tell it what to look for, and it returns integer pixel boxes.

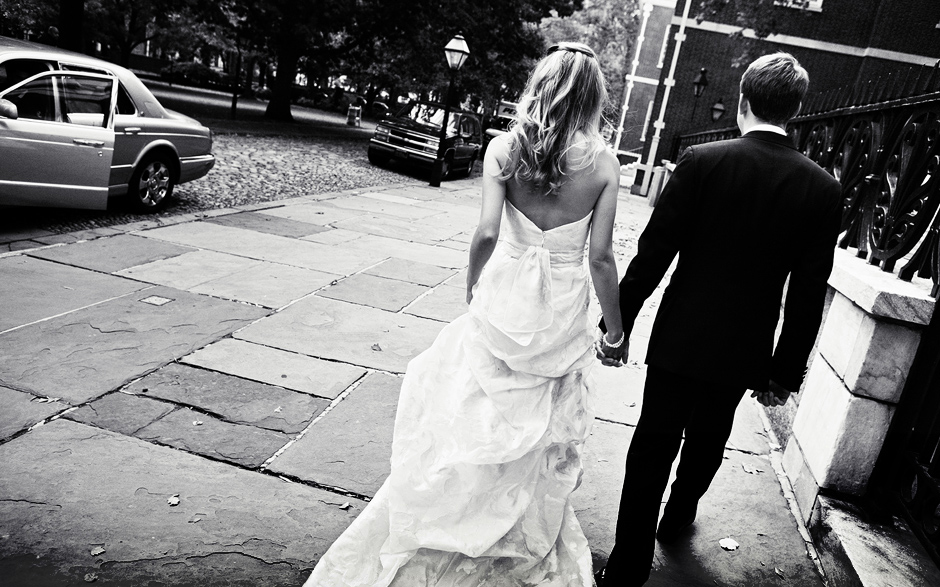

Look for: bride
[305,41,625,586]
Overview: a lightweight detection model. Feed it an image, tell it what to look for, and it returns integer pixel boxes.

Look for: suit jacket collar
[743,130,797,150]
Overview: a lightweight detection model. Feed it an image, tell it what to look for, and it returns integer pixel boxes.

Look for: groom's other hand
[751,379,792,407]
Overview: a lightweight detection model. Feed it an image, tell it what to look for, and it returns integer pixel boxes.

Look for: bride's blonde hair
[501,42,608,193]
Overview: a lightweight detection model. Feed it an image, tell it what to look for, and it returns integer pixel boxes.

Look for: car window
[406,103,458,134]
[2,73,113,127]
[3,76,57,121]
[0,58,53,92]
[60,75,113,127]
[116,82,136,115]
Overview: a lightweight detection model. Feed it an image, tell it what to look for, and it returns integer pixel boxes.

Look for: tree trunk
[265,41,298,122]
[58,0,84,52]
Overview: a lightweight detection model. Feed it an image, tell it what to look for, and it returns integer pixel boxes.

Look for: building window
[775,0,823,12]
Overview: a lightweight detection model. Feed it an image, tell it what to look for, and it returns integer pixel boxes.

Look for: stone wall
[781,248,936,523]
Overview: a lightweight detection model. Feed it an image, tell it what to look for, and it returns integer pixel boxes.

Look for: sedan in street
[0,36,215,212]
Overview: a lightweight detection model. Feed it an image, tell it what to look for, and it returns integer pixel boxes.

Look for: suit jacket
[618,131,842,393]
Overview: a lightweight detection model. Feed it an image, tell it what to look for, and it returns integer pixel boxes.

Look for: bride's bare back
[486,132,620,231]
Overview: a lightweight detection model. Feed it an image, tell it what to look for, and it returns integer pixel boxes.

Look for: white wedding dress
[305,200,598,586]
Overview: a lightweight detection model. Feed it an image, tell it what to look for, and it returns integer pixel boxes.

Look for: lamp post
[689,67,708,123]
[429,34,470,187]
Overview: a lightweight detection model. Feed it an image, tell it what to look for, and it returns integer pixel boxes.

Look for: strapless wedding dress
[304,200,598,586]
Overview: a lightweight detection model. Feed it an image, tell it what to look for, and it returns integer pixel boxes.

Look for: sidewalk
[0,178,823,586]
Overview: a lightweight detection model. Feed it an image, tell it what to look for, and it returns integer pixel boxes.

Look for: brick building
[624,0,940,195]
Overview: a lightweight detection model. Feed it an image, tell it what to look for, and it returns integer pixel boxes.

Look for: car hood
[383,116,440,136]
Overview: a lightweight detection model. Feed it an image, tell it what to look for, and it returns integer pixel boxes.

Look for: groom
[595,53,842,586]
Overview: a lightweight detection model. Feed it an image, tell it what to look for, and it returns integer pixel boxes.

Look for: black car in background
[367,101,482,179]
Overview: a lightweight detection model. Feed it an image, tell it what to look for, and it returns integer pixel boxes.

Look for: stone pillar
[782,249,936,523]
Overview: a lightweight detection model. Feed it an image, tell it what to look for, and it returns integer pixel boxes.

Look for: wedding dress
[305,199,598,586]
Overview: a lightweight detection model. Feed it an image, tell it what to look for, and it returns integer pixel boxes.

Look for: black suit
[604,130,842,585]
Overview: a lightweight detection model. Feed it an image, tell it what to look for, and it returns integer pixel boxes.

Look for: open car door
[0,70,116,209]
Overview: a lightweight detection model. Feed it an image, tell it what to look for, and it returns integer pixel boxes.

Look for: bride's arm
[466,135,510,304]
[589,150,625,364]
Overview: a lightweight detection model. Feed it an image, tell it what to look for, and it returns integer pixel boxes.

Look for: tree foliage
[695,0,813,67]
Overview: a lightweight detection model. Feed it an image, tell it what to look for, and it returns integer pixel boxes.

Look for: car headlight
[374,126,390,141]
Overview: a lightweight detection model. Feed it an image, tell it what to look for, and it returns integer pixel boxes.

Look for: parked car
[368,101,482,179]
[482,100,517,154]
[0,36,215,212]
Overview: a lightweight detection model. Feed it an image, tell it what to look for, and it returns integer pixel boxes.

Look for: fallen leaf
[188,514,203,523]
[193,420,203,426]
[167,495,180,506]
[718,537,739,551]
[89,546,105,556]
[84,573,98,583]
[274,406,283,413]
[281,374,288,378]
[627,402,637,408]
[338,502,351,510]
[34,397,60,403]
[63,286,73,290]
[774,567,785,578]
[371,343,383,351]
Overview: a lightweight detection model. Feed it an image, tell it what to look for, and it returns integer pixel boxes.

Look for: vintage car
[367,101,482,179]
[0,36,215,212]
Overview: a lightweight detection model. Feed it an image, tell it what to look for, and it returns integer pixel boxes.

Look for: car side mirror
[0,98,18,120]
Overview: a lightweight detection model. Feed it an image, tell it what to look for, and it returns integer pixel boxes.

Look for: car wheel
[129,154,175,213]
[368,147,390,167]
[459,154,477,178]
[440,157,452,180]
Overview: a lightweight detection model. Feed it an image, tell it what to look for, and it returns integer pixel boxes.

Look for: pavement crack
[0,498,61,508]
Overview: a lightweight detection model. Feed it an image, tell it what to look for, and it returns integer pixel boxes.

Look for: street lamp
[689,67,708,123]
[429,34,470,187]
[711,98,726,122]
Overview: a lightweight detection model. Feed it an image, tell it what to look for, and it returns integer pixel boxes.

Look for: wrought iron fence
[674,61,940,298]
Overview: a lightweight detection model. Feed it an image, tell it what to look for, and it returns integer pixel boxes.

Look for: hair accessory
[547,44,595,59]
[602,330,625,348]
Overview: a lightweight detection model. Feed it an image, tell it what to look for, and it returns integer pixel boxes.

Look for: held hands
[595,330,627,367]
[751,379,792,407]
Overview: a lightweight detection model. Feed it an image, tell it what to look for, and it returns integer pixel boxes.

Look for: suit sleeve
[770,179,843,392]
[616,147,698,337]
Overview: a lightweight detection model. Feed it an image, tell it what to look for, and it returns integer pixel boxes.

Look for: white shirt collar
[744,124,787,136]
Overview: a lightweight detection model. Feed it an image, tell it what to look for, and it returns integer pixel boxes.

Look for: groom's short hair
[740,53,809,125]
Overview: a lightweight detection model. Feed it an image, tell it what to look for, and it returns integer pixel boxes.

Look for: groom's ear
[738,94,749,117]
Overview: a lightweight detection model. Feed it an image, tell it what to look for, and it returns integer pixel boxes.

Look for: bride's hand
[595,333,627,367]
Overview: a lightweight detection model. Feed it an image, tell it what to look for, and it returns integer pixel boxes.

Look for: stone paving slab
[181,338,365,399]
[0,256,146,333]
[327,194,442,220]
[380,185,453,201]
[257,201,367,225]
[65,391,177,435]
[205,211,330,238]
[139,222,386,276]
[124,363,330,434]
[0,285,269,404]
[331,213,460,244]
[300,227,364,245]
[135,406,289,468]
[317,273,429,312]
[268,372,401,497]
[191,261,336,309]
[0,386,67,441]
[364,257,457,287]
[27,234,195,274]
[235,296,444,373]
[575,420,822,586]
[403,285,468,323]
[0,419,365,586]
[338,234,468,269]
[116,249,263,290]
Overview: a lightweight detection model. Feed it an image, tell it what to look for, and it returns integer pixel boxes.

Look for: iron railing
[674,61,940,298]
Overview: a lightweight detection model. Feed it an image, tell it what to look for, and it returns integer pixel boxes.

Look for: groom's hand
[751,379,791,407]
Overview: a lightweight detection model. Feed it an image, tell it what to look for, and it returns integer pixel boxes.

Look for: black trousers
[603,365,747,585]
